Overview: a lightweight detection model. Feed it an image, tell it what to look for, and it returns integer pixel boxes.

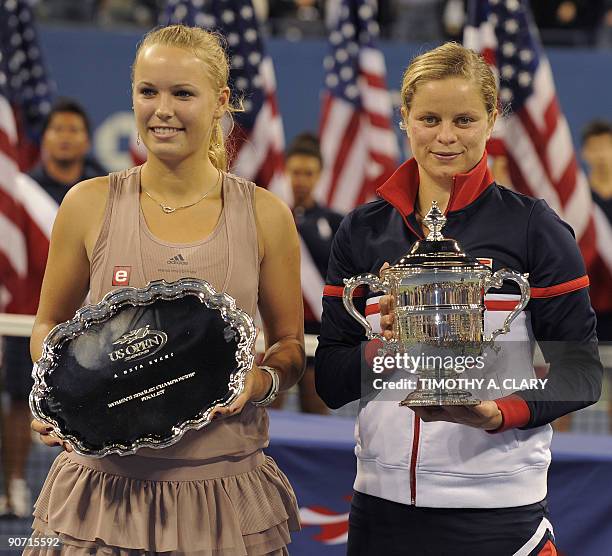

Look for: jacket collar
[376,152,494,218]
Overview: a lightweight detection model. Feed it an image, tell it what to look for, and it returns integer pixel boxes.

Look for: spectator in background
[33,0,99,22]
[324,0,394,39]
[0,98,105,518]
[97,0,159,28]
[34,0,161,28]
[274,133,342,414]
[583,120,612,435]
[531,0,605,46]
[581,120,612,343]
[441,0,466,41]
[268,0,325,39]
[555,120,612,433]
[597,0,612,47]
[391,0,445,42]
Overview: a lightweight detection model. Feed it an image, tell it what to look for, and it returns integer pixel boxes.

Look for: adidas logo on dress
[167,254,188,265]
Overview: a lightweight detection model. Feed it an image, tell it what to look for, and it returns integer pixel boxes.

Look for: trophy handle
[343,274,391,343]
[483,270,531,342]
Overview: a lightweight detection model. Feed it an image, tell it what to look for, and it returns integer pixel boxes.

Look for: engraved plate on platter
[29,278,256,457]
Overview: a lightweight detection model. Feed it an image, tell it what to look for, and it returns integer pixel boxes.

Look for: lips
[149,126,185,139]
[431,152,462,161]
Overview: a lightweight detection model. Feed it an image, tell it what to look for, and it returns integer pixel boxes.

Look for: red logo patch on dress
[112,266,131,286]
[477,257,493,268]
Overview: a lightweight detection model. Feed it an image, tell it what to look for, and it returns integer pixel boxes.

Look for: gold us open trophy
[342,202,531,407]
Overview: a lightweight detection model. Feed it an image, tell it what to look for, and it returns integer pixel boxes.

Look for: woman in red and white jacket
[315,42,602,555]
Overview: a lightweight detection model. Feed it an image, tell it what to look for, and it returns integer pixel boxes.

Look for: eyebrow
[415,110,481,117]
[136,81,197,88]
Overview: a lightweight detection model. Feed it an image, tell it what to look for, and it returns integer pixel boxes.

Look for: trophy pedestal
[400,390,480,407]
[399,367,480,407]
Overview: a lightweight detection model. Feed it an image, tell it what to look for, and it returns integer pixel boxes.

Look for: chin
[53,155,79,166]
[148,145,184,159]
[428,168,456,182]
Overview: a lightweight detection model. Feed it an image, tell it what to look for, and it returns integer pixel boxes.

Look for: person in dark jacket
[0,98,105,518]
[273,132,342,414]
[581,120,612,341]
[315,42,602,554]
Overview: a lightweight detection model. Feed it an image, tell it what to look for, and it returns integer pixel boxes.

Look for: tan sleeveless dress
[27,167,300,555]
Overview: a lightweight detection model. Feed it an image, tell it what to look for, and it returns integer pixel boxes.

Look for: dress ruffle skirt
[24,450,300,555]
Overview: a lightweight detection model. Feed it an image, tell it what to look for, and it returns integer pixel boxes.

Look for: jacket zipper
[410,416,420,505]
[382,183,457,505]
[445,177,456,215]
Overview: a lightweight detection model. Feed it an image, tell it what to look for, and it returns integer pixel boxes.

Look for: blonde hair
[400,42,498,121]
[132,25,239,171]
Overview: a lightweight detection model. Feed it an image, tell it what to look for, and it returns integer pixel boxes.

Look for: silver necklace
[143,171,221,214]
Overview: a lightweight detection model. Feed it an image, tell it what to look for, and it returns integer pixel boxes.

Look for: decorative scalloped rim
[29,278,256,457]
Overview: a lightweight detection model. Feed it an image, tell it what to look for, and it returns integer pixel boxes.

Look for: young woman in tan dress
[28,25,304,555]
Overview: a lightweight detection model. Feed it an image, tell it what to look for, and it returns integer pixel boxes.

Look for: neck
[590,168,612,199]
[293,197,315,210]
[416,173,452,215]
[45,159,84,186]
[141,155,221,204]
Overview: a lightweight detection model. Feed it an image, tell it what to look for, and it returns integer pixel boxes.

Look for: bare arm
[255,187,305,391]
[30,177,108,448]
[30,177,108,361]
[213,187,305,416]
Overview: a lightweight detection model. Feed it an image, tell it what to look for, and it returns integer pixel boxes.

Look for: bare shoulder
[55,176,110,254]
[253,186,293,226]
[253,186,298,259]
[62,175,110,210]
[58,176,109,225]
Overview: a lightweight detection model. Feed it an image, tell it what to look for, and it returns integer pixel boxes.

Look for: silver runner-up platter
[29,278,256,457]
[343,202,531,407]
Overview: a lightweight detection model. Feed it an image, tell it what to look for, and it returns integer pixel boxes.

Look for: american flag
[318,0,399,214]
[160,0,287,197]
[464,0,612,314]
[0,0,55,313]
[0,0,54,171]
[0,92,24,311]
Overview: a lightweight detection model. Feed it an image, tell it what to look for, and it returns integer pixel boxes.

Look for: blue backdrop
[266,411,612,556]
[37,26,612,172]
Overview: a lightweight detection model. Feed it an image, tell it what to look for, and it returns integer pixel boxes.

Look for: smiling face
[132,43,228,163]
[403,76,496,189]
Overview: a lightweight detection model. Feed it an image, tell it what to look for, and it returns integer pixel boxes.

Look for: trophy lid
[392,201,487,269]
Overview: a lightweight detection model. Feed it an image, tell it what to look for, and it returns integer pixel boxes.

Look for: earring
[136,133,141,146]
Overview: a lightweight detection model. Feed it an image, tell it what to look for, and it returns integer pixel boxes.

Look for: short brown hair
[581,120,612,146]
[401,42,498,121]
[286,132,322,165]
[42,98,91,137]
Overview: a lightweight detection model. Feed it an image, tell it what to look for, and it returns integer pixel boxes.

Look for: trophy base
[400,389,480,407]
